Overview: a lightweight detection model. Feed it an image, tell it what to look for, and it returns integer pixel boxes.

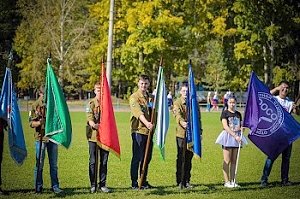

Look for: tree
[14,0,93,97]
[87,0,184,95]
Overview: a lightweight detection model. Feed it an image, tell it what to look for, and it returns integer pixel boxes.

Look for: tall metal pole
[106,0,115,89]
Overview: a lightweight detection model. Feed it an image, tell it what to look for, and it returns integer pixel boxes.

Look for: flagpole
[138,58,163,189]
[233,127,243,187]
[94,60,105,190]
[35,103,46,192]
[180,117,187,189]
[180,60,192,189]
[35,59,48,192]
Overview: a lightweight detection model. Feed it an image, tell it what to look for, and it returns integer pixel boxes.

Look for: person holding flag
[0,67,27,194]
[173,83,195,189]
[30,57,72,194]
[29,87,63,194]
[215,96,248,188]
[260,81,296,187]
[86,82,111,193]
[129,74,154,189]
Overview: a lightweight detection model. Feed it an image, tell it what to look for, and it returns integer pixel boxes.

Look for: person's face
[94,85,101,100]
[279,83,289,98]
[227,98,236,110]
[138,79,150,93]
[180,86,188,99]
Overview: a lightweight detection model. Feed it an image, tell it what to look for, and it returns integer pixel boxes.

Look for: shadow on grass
[145,181,300,196]
[6,181,300,197]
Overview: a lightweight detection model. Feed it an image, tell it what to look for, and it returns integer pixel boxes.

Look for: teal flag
[153,66,169,160]
[44,58,72,148]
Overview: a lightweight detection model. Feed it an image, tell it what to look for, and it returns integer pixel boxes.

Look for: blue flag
[186,63,202,158]
[0,68,27,165]
[153,66,169,160]
[243,72,300,160]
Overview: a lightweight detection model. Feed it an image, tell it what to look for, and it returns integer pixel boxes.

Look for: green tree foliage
[88,0,185,94]
[14,0,93,96]
[0,0,19,86]
[217,0,300,91]
[7,0,300,97]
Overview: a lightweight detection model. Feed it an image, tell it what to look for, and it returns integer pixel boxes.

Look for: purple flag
[243,72,300,160]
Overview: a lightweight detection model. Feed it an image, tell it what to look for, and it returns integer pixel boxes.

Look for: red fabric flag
[97,62,121,158]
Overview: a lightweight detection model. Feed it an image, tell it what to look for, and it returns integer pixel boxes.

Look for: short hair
[94,82,101,89]
[181,81,188,89]
[139,74,150,82]
[279,80,289,86]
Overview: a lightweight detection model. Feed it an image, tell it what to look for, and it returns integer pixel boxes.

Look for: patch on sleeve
[86,102,92,113]
[130,98,136,107]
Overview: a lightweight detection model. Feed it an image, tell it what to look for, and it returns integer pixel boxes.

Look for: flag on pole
[44,58,72,148]
[0,68,27,165]
[186,63,202,158]
[98,62,120,157]
[243,72,300,160]
[153,66,169,160]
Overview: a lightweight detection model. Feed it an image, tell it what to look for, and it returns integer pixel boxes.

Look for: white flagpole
[233,127,243,187]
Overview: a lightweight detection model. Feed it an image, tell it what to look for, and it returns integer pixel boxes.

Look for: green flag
[44,58,72,148]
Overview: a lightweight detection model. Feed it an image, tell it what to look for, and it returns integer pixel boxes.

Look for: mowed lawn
[2,111,300,199]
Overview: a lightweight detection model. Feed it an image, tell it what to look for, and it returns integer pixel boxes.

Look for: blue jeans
[130,133,153,186]
[261,144,293,183]
[88,141,109,188]
[34,141,59,190]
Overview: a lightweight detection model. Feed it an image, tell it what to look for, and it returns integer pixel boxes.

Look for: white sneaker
[224,181,234,188]
[231,181,241,188]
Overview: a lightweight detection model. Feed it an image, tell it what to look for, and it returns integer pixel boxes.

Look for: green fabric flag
[44,58,72,148]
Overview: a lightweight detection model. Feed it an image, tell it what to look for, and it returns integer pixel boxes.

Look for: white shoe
[224,181,234,188]
[231,181,240,188]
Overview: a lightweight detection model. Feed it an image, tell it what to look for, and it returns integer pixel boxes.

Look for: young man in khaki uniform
[86,82,110,193]
[173,83,202,189]
[130,75,154,189]
[29,88,63,194]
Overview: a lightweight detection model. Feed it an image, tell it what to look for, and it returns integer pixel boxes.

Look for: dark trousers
[0,130,3,186]
[130,133,153,186]
[261,144,293,183]
[176,137,194,185]
[88,141,109,188]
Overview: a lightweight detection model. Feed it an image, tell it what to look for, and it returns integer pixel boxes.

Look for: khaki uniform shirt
[173,97,202,138]
[130,90,152,135]
[29,96,49,142]
[86,97,101,142]
[173,97,187,138]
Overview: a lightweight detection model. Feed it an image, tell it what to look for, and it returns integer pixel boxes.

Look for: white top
[274,96,294,113]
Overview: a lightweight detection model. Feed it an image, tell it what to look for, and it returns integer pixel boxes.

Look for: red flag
[97,62,121,158]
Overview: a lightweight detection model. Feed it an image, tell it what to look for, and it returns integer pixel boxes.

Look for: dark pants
[130,132,153,186]
[0,129,3,186]
[261,144,293,183]
[88,141,109,188]
[176,137,194,185]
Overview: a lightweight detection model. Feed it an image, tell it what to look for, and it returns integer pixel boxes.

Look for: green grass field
[2,111,300,199]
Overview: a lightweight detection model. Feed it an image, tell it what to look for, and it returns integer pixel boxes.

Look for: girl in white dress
[216,97,247,188]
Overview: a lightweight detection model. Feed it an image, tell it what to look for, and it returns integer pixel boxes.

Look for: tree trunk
[263,45,270,86]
